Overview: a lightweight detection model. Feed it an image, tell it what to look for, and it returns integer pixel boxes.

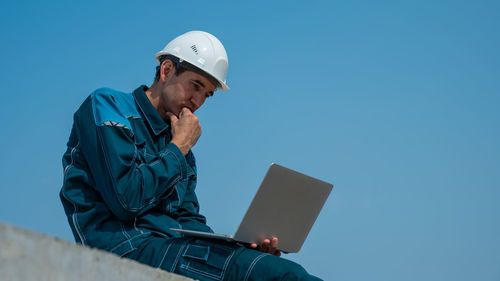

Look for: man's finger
[166,112,178,122]
[270,237,281,256]
[261,239,270,252]
[271,237,278,249]
[180,107,192,117]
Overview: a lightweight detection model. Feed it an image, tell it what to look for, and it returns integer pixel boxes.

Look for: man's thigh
[125,236,322,281]
[125,236,241,280]
[226,247,323,281]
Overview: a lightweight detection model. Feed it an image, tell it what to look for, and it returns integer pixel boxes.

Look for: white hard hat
[155,31,230,91]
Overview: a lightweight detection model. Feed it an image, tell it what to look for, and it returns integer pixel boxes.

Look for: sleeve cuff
[164,142,189,181]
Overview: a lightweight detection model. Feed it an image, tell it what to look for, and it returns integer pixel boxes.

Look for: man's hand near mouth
[167,107,202,156]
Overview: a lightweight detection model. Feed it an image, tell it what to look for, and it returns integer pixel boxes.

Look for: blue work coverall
[60,85,322,280]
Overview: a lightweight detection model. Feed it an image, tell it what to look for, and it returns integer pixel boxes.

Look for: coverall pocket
[179,240,236,280]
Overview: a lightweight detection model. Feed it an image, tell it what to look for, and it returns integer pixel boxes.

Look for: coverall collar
[133,85,169,136]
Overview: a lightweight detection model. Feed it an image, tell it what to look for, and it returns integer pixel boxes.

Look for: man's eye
[193,83,200,91]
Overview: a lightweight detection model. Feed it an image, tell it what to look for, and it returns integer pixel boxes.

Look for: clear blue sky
[1,1,499,280]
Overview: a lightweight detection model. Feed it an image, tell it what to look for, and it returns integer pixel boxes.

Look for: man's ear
[160,60,176,82]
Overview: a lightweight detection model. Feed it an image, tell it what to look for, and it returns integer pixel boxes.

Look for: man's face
[159,63,216,118]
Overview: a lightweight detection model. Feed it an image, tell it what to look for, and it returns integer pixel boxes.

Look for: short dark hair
[153,55,220,89]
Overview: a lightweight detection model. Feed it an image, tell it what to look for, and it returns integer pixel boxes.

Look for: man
[60,31,322,281]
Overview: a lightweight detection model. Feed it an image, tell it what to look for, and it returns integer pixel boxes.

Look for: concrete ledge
[0,222,194,281]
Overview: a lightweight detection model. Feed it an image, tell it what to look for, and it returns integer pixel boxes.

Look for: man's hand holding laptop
[250,237,281,256]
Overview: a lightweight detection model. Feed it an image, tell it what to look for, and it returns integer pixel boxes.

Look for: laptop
[170,163,333,253]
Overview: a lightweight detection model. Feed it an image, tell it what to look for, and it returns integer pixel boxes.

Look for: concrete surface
[0,222,194,281]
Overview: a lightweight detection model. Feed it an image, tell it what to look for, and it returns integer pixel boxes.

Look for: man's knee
[242,252,322,281]
[275,259,321,281]
[281,266,322,281]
